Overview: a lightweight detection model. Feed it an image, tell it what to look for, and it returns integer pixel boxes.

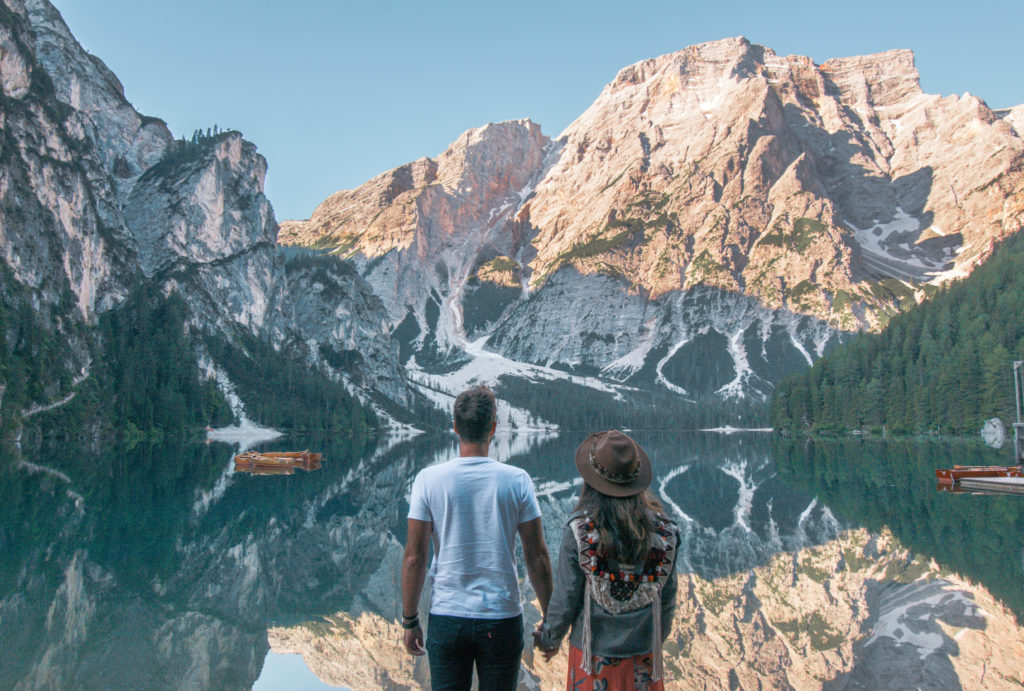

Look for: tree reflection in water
[775,436,1024,621]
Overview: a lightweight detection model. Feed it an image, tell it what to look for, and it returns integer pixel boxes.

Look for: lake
[3,431,1023,689]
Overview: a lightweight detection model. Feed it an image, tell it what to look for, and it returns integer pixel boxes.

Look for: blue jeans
[426,613,523,690]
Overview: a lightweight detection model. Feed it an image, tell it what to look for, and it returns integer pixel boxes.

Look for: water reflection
[0,439,271,690]
[518,431,841,581]
[774,437,1024,621]
[3,432,1024,689]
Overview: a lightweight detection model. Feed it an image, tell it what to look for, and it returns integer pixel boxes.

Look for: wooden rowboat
[236,464,300,476]
[935,465,1024,485]
[234,450,322,474]
[936,363,1024,494]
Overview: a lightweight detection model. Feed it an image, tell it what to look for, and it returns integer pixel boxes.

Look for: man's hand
[404,625,426,656]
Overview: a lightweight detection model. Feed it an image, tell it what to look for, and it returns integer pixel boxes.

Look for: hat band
[590,446,641,484]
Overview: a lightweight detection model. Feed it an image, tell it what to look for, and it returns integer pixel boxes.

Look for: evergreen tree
[772,232,1024,435]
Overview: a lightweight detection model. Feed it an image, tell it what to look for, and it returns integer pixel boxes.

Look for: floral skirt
[566,644,664,691]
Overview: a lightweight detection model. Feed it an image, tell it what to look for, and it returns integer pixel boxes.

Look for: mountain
[5,0,1024,430]
[281,37,1024,408]
[0,0,419,436]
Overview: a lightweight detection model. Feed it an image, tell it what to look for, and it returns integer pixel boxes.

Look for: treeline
[496,375,767,431]
[206,331,378,435]
[94,285,234,437]
[14,275,381,440]
[155,125,238,170]
[33,284,234,441]
[0,265,83,436]
[772,232,1024,435]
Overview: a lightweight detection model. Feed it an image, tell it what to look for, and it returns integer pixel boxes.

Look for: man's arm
[534,523,584,659]
[401,518,432,655]
[518,517,553,617]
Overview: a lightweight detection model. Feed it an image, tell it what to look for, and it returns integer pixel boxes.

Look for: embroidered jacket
[538,510,679,680]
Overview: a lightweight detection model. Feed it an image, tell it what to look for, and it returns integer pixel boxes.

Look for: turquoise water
[2,431,1021,689]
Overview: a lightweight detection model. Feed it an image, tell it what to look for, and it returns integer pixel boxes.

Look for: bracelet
[401,616,420,630]
[402,612,418,620]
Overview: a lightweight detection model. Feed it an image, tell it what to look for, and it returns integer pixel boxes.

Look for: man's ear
[453,421,459,436]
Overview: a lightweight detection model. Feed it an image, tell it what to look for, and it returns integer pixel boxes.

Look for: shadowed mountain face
[280,38,1024,403]
[0,0,416,432]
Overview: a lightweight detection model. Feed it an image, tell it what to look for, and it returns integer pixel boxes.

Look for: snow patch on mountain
[864,580,983,660]
[845,208,966,283]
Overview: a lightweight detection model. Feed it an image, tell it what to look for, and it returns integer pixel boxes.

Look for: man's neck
[458,440,490,458]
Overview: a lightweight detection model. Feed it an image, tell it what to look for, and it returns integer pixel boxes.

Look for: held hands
[531,622,559,662]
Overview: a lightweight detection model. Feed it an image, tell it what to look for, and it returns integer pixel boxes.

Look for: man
[401,385,553,690]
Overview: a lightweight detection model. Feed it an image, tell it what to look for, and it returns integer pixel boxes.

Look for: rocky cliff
[281,119,551,362]
[524,40,1023,318]
[280,37,1024,404]
[0,0,415,429]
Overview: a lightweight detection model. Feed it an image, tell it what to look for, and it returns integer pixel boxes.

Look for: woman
[534,430,678,690]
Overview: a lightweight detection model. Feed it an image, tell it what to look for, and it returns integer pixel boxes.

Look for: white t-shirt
[408,456,542,619]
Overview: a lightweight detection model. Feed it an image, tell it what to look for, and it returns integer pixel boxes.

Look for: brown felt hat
[574,430,652,497]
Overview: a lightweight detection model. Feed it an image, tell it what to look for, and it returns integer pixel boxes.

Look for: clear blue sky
[54,0,1023,222]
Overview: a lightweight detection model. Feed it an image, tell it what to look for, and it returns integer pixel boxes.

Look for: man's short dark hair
[453,385,497,443]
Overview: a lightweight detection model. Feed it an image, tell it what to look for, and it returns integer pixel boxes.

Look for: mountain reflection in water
[775,436,1024,621]
[2,432,1023,689]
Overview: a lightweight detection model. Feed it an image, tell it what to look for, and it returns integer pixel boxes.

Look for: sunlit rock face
[1001,105,1024,139]
[0,0,414,418]
[268,614,425,690]
[0,0,148,325]
[525,40,1024,317]
[281,38,1024,400]
[280,119,551,357]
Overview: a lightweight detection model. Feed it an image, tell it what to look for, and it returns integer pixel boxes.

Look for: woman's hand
[404,625,426,656]
[531,625,559,661]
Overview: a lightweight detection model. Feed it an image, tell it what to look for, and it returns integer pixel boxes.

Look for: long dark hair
[575,483,664,564]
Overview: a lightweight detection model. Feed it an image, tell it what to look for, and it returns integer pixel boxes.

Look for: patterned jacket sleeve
[538,522,584,649]
[660,526,680,640]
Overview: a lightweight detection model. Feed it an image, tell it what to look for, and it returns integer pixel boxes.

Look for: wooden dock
[956,476,1024,495]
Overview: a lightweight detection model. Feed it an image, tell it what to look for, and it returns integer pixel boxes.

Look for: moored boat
[936,361,1024,493]
[935,465,1024,484]
[937,476,1024,495]
[233,450,323,473]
